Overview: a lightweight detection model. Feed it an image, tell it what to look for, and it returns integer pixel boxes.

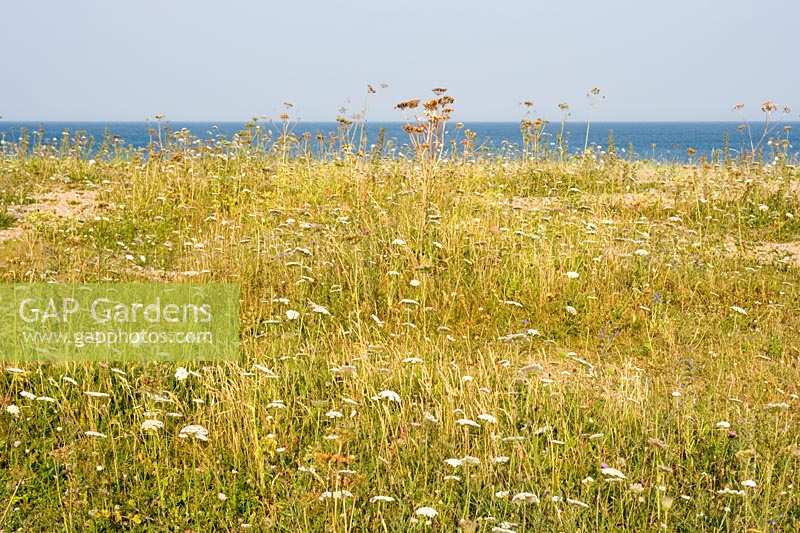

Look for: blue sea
[1,121,797,162]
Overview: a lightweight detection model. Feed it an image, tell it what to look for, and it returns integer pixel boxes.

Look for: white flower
[731,306,748,315]
[600,467,626,479]
[62,376,78,386]
[373,390,401,403]
[310,302,331,315]
[141,419,164,431]
[369,495,395,503]
[84,430,107,438]
[403,357,424,364]
[444,458,463,468]
[717,487,745,496]
[179,424,209,441]
[409,279,421,287]
[36,396,56,403]
[175,367,190,381]
[267,400,287,409]
[286,309,300,320]
[84,391,110,398]
[565,305,578,315]
[5,367,24,374]
[566,498,589,508]
[456,418,480,428]
[319,490,353,500]
[462,456,480,465]
[492,456,510,464]
[415,506,438,518]
[634,249,650,257]
[566,271,580,279]
[629,482,645,493]
[511,492,540,504]
[478,413,498,424]
[391,238,406,246]
[741,479,757,488]
[5,404,20,416]
[19,391,36,400]
[217,492,227,502]
[494,490,510,498]
[325,410,343,419]
[715,420,731,429]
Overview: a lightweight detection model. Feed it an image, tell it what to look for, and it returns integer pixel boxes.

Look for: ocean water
[1,121,797,162]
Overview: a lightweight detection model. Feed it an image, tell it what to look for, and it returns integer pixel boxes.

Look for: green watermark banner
[0,283,240,362]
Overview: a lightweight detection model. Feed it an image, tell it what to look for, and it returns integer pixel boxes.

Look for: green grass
[0,145,799,531]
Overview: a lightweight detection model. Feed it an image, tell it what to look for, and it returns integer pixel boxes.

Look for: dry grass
[0,135,799,531]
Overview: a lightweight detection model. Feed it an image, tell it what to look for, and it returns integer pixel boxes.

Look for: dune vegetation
[1,93,799,531]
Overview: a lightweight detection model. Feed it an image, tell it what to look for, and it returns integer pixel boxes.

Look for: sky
[1,0,797,122]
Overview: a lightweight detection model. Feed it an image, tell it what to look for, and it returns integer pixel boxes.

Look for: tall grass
[0,102,799,531]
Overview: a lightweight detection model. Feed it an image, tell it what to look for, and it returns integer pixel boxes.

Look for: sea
[1,121,797,162]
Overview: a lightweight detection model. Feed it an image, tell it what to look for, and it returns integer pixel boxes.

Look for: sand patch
[0,189,101,243]
[755,241,800,267]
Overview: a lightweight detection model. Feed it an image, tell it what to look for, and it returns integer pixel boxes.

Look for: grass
[0,127,799,531]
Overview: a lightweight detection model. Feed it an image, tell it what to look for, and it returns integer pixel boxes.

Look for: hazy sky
[1,0,797,122]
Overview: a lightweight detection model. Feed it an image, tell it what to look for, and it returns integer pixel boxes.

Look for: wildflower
[5,404,20,416]
[455,417,480,428]
[634,249,650,257]
[600,466,626,479]
[765,402,790,410]
[319,490,353,500]
[730,306,747,315]
[445,458,463,468]
[84,391,110,398]
[478,413,498,424]
[717,487,745,496]
[373,390,401,403]
[741,479,757,488]
[217,492,227,502]
[565,305,578,315]
[715,420,731,429]
[267,400,287,409]
[325,410,344,419]
[566,498,589,508]
[511,492,540,504]
[286,309,300,320]
[179,424,209,441]
[415,506,438,518]
[369,495,395,503]
[175,367,190,381]
[495,491,510,498]
[566,271,580,279]
[409,279,421,287]
[141,419,164,431]
[462,456,480,465]
[391,238,407,246]
[423,412,439,424]
[403,357,424,364]
[36,396,56,403]
[84,431,107,438]
[492,456,510,464]
[629,482,645,493]
[63,376,78,386]
[310,302,330,315]
[19,391,36,400]
[6,367,24,374]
